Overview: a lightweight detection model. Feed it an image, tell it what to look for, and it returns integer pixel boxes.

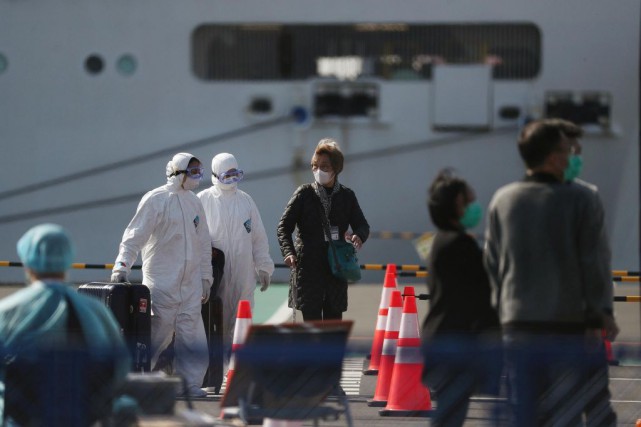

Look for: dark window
[192,23,540,81]
[85,54,105,75]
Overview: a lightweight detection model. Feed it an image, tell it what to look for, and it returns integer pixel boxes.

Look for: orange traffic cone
[364,267,398,375]
[379,286,432,417]
[603,329,619,366]
[226,299,252,387]
[368,290,403,407]
[366,264,397,362]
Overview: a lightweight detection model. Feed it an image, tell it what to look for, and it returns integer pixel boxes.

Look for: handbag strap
[315,196,343,272]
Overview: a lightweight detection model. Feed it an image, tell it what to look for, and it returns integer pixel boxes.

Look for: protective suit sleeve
[197,201,213,287]
[249,197,275,276]
[258,270,270,292]
[202,280,211,303]
[110,271,128,283]
[113,192,160,276]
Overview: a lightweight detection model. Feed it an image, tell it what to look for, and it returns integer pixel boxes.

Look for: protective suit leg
[174,304,209,389]
[150,302,179,370]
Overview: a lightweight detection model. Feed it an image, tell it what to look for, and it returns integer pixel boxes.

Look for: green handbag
[328,240,362,283]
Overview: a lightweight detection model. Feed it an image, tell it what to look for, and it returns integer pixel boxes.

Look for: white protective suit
[113,152,213,391]
[197,153,274,364]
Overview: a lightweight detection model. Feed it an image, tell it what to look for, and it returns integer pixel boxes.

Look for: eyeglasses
[176,166,204,179]
[215,169,244,184]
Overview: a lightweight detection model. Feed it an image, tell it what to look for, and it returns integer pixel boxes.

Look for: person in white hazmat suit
[111,152,213,397]
[197,153,274,373]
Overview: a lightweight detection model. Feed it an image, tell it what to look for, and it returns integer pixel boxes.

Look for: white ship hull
[0,0,638,283]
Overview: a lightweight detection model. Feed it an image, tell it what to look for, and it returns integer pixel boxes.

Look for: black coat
[421,228,502,395]
[277,183,369,312]
[422,228,499,337]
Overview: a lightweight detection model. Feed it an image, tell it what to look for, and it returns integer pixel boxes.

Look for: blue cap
[16,224,75,273]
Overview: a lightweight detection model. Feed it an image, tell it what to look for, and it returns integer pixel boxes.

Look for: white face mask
[313,169,334,186]
[182,177,201,191]
[217,181,237,191]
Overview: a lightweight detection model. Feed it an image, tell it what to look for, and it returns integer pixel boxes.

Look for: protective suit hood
[166,152,198,190]
[211,153,239,192]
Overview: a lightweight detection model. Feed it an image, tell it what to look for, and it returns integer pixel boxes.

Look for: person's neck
[527,166,562,182]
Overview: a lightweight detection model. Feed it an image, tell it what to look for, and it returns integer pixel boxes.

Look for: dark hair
[518,119,582,168]
[428,169,469,230]
[313,138,344,175]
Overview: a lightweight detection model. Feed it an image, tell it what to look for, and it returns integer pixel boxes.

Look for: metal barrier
[0,261,637,281]
[0,261,427,272]
[412,294,641,302]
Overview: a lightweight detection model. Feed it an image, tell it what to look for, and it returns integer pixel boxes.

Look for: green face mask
[564,154,583,182]
[460,201,482,229]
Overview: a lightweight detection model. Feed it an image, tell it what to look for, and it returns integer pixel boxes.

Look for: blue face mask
[564,155,583,182]
[460,201,482,229]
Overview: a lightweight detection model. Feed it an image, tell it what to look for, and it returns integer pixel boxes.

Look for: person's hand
[602,313,620,342]
[202,280,211,304]
[111,271,128,283]
[284,255,297,269]
[344,232,363,251]
[258,270,270,292]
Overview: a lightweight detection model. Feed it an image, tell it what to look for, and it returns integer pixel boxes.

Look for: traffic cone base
[379,408,432,417]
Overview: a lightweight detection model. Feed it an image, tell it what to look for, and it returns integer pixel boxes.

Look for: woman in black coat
[277,138,369,321]
[421,169,501,427]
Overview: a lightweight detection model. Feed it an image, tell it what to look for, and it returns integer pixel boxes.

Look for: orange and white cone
[379,286,432,417]
[226,299,252,387]
[368,290,403,407]
[364,267,398,375]
[603,329,619,366]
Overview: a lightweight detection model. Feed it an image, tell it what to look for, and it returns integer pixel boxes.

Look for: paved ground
[0,279,639,425]
[170,280,641,426]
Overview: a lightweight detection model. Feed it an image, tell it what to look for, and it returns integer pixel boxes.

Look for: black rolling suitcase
[201,295,224,392]
[202,246,225,393]
[78,282,151,372]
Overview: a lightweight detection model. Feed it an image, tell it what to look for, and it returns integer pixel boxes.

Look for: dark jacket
[422,228,498,337]
[421,228,501,395]
[277,183,369,312]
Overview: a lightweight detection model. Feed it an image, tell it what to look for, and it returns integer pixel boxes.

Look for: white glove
[202,280,211,304]
[258,270,270,292]
[111,271,128,283]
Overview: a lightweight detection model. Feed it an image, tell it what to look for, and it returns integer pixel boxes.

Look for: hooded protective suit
[0,224,130,425]
[113,153,212,391]
[197,153,274,364]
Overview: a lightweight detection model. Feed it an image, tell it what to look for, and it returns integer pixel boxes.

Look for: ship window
[0,53,7,74]
[192,23,540,81]
[116,54,137,76]
[85,54,104,75]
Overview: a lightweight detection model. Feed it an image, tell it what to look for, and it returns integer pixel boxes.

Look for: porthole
[116,54,137,76]
[85,54,104,75]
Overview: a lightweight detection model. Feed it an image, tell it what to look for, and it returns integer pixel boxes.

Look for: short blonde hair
[312,138,344,175]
